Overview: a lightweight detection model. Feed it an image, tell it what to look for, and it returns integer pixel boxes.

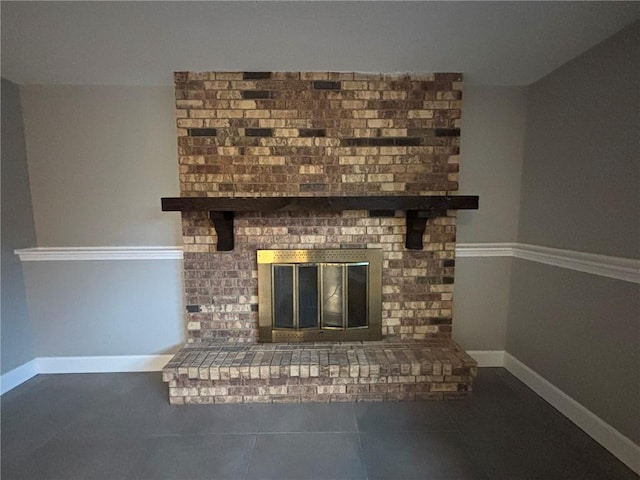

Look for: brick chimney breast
[175,71,462,343]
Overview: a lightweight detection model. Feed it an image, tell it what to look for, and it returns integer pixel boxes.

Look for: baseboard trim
[467,350,505,367]
[0,355,174,395]
[504,353,640,475]
[0,359,39,395]
[37,354,176,374]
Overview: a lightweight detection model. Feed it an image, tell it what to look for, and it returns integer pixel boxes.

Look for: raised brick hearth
[163,339,476,404]
[162,71,478,403]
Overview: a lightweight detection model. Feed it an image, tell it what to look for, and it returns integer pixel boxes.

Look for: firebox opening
[258,249,382,343]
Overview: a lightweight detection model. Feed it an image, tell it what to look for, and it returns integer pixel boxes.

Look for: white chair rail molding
[15,243,639,284]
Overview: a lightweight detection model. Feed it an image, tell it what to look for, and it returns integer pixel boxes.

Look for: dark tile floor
[1,368,637,480]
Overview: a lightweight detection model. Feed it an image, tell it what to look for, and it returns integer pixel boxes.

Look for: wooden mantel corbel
[161,195,479,251]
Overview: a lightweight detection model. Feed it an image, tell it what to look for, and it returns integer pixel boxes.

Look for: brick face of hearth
[175,71,463,343]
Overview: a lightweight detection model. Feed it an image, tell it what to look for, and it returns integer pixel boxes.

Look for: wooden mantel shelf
[161,195,479,251]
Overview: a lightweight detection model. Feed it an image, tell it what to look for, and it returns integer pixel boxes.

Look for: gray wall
[508,261,639,443]
[22,260,185,357]
[457,86,527,244]
[17,85,184,359]
[507,22,640,442]
[517,22,639,258]
[453,257,512,351]
[1,78,37,374]
[20,85,181,247]
[452,86,527,351]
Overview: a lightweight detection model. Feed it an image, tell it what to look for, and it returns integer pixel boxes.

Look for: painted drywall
[18,85,185,359]
[451,85,526,351]
[1,78,37,374]
[457,85,527,243]
[517,21,639,259]
[22,260,185,357]
[453,257,511,351]
[507,260,639,443]
[20,85,181,247]
[507,23,640,443]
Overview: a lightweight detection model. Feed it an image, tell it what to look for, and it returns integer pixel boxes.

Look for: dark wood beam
[162,195,479,213]
[161,195,479,251]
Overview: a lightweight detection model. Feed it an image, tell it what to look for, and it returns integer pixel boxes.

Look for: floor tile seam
[357,427,460,434]
[355,430,371,480]
[252,398,358,432]
[240,433,258,480]
[253,430,361,435]
[148,431,367,437]
[149,432,261,438]
[242,432,369,480]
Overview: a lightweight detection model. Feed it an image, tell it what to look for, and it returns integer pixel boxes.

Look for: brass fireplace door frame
[257,249,383,343]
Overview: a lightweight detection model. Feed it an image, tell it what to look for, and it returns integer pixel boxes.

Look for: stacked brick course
[164,340,477,405]
[175,72,462,343]
[176,71,461,197]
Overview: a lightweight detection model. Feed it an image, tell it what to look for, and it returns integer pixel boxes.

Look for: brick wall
[175,72,462,343]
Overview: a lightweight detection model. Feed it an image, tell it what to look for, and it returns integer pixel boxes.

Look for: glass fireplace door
[258,249,382,342]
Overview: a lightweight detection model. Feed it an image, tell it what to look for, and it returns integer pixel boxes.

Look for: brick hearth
[163,339,476,404]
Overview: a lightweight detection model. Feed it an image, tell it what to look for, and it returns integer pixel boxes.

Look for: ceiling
[2,1,639,86]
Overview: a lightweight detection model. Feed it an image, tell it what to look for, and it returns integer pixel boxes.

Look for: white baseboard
[504,353,640,475]
[37,354,175,374]
[0,359,39,395]
[467,350,505,367]
[0,355,174,395]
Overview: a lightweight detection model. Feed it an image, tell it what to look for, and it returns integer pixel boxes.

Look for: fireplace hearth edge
[162,338,478,404]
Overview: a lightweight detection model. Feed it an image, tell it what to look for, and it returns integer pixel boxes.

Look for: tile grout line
[352,403,371,480]
[240,433,258,480]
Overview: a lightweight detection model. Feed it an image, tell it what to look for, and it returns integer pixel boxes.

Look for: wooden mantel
[161,195,479,251]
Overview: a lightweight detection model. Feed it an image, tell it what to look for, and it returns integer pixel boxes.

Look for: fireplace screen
[258,249,382,342]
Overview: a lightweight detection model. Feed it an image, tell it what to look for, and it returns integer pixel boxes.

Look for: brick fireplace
[161,71,479,404]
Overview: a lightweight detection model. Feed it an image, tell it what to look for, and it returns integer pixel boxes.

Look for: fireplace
[257,249,382,342]
[161,71,480,404]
